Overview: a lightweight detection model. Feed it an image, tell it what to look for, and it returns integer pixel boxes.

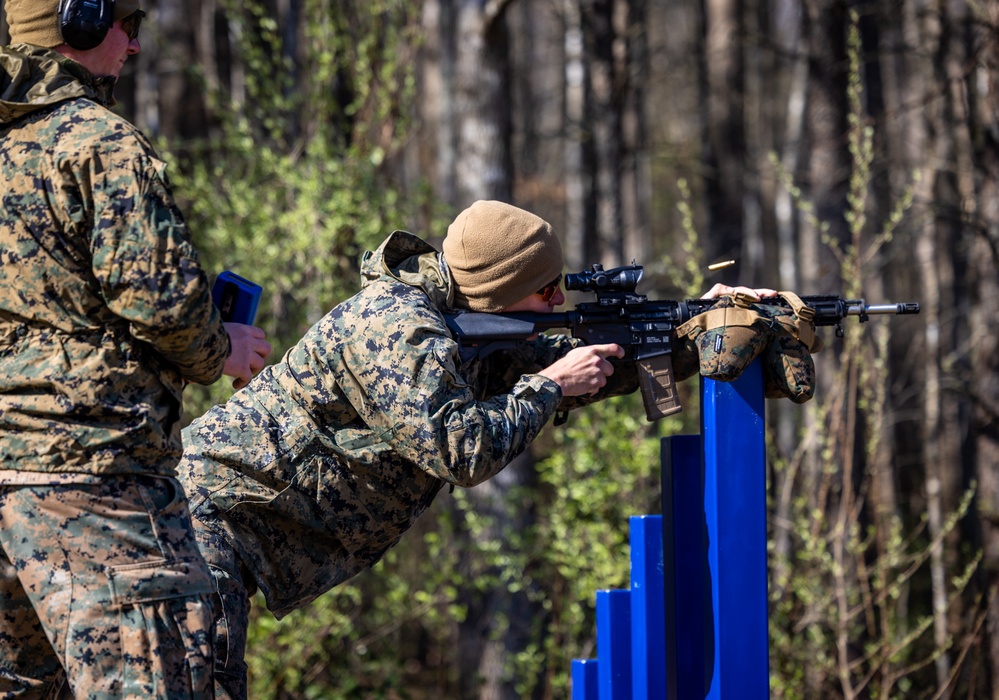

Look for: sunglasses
[120,10,145,41]
[537,274,562,302]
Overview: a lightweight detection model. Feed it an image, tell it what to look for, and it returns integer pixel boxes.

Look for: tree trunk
[422,0,458,206]
[436,2,542,697]
[621,0,651,263]
[699,0,746,272]
[452,0,514,205]
[801,2,850,695]
[581,0,624,265]
[563,0,590,272]
[769,0,809,580]
[969,1,999,692]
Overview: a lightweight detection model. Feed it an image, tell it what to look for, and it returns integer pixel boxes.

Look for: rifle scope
[565,264,643,294]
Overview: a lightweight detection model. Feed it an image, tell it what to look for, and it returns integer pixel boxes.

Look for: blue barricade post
[663,362,770,699]
[572,361,770,700]
[596,589,632,699]
[662,433,706,699]
[571,659,600,700]
[630,515,666,698]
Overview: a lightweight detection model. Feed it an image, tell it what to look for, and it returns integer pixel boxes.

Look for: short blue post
[629,515,666,699]
[662,361,770,699]
[596,589,632,699]
[571,659,600,700]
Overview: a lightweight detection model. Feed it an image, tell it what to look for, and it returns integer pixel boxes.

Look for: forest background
[3,0,998,697]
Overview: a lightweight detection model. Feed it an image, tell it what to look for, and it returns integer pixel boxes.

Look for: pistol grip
[638,354,683,421]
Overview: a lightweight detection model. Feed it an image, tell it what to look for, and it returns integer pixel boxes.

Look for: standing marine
[0,1,271,696]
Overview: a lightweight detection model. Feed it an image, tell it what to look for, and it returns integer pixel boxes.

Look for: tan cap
[5,0,142,48]
[443,200,563,312]
[114,0,141,21]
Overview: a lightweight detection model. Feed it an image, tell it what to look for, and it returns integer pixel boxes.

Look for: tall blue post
[662,361,770,699]
[662,433,706,699]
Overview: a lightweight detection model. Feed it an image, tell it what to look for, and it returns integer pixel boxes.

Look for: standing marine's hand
[538,343,625,397]
[223,323,273,390]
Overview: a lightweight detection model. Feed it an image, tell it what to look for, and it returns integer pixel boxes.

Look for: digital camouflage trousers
[191,524,253,700]
[0,476,216,699]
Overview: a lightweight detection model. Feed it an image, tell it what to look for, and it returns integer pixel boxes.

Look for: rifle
[444,263,920,421]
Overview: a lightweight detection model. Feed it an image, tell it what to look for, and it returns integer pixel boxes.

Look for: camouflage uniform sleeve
[85,130,230,384]
[333,285,563,488]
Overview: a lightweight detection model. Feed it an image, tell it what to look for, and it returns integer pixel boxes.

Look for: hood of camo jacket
[358,228,454,309]
[0,43,231,477]
[0,44,118,122]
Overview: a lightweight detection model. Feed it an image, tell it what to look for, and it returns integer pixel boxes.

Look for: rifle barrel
[850,302,921,316]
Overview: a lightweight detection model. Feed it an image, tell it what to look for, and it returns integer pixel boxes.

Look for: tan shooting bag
[672,291,822,403]
[761,291,823,403]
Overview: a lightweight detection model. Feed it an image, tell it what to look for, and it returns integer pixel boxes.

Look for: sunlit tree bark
[698,0,747,272]
[968,2,999,691]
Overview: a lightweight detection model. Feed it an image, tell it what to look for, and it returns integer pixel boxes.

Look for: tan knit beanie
[443,200,564,312]
[6,0,142,48]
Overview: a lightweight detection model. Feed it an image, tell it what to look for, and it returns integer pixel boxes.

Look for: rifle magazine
[638,355,683,421]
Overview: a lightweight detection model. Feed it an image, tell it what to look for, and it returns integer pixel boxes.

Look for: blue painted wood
[701,361,770,698]
[577,359,771,699]
[662,434,709,699]
[629,515,667,699]
[571,659,600,700]
[661,361,770,699]
[596,589,632,699]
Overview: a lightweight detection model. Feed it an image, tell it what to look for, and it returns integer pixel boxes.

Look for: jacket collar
[1,44,117,124]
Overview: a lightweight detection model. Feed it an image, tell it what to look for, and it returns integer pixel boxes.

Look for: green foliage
[460,393,678,696]
[663,177,706,296]
[162,2,451,691]
[164,0,441,417]
[243,525,465,699]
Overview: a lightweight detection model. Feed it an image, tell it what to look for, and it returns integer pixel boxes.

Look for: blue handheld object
[212,271,262,325]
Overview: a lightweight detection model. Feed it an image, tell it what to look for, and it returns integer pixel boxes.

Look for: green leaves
[165,0,437,416]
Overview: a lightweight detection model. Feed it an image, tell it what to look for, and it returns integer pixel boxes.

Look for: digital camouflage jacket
[0,45,230,478]
[178,231,638,618]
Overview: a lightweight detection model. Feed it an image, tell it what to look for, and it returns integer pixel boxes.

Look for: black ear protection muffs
[58,0,115,51]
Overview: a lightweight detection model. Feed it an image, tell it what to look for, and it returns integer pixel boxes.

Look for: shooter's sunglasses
[121,10,145,41]
[537,274,562,302]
